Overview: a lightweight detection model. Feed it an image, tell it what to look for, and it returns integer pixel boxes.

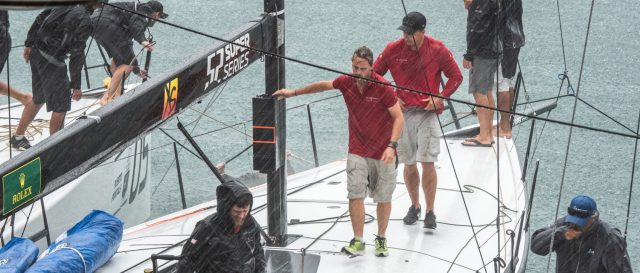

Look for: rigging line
[515,94,573,106]
[494,0,503,261]
[623,109,640,239]
[188,108,252,138]
[555,0,569,73]
[149,83,227,196]
[5,23,11,159]
[398,1,488,271]
[576,96,638,135]
[546,0,598,272]
[521,59,563,180]
[102,3,640,141]
[158,128,202,160]
[19,203,36,237]
[287,94,342,111]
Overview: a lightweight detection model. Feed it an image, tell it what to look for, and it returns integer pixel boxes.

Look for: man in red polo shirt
[374,11,462,229]
[273,46,404,257]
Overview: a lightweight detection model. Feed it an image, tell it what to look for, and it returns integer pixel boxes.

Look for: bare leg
[403,164,420,208]
[376,202,391,237]
[100,64,133,105]
[469,92,494,144]
[49,111,66,135]
[349,198,365,238]
[421,162,437,213]
[15,103,43,135]
[496,89,513,138]
[0,82,32,106]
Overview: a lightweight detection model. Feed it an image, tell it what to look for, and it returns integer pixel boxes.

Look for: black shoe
[423,211,437,229]
[403,205,421,225]
[10,136,31,150]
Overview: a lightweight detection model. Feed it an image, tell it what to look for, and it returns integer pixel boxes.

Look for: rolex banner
[2,158,41,215]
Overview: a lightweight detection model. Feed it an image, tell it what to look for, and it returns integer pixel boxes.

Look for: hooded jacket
[464,0,501,61]
[176,181,266,273]
[502,0,525,49]
[94,1,153,44]
[531,218,633,273]
[24,5,92,90]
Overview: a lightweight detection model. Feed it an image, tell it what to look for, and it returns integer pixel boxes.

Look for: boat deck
[99,137,527,273]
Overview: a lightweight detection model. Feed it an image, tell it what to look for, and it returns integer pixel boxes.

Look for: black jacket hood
[216,180,254,219]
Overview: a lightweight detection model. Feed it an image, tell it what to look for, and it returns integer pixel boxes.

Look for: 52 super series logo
[205,33,252,90]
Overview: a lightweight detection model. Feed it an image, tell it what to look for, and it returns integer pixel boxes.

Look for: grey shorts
[397,108,440,164]
[346,153,397,203]
[468,56,498,94]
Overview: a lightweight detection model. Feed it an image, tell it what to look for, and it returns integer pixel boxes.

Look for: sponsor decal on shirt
[365,97,380,103]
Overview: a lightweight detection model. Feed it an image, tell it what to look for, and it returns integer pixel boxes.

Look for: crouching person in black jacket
[531,195,633,273]
[176,180,266,273]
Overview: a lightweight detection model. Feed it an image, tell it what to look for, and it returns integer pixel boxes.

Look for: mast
[259,0,288,246]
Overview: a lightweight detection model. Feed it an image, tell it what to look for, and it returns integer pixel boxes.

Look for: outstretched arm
[272,80,334,99]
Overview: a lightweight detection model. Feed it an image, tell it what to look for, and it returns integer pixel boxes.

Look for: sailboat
[0,0,637,272]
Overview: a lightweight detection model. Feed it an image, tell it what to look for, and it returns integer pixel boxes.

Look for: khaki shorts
[397,108,441,164]
[346,153,397,203]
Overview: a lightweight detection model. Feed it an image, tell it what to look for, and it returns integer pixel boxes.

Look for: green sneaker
[374,235,389,257]
[342,238,365,255]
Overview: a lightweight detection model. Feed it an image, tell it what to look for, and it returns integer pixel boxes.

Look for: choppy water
[3,0,640,271]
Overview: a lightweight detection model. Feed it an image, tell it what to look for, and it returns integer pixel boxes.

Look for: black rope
[555,0,569,73]
[398,1,489,272]
[624,110,640,240]
[149,82,228,197]
[515,94,573,106]
[546,0,598,271]
[102,2,640,141]
[576,96,637,134]
[6,22,11,159]
[92,92,343,169]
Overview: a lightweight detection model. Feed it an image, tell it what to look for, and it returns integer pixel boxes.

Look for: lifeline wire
[103,2,640,141]
[397,1,488,272]
[624,110,640,239]
[545,0,598,272]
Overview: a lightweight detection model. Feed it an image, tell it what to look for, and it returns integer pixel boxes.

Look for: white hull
[0,86,152,248]
[99,138,528,273]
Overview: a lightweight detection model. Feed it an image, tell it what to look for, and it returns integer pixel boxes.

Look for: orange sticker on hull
[162,78,179,120]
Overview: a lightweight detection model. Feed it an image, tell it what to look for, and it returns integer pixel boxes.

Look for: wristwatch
[388,141,398,149]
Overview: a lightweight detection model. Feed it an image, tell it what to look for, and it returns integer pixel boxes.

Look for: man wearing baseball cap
[374,11,462,230]
[531,195,633,273]
[91,0,168,105]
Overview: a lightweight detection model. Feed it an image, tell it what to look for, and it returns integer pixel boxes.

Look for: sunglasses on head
[567,206,594,218]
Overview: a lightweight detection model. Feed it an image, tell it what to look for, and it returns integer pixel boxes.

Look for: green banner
[2,158,42,215]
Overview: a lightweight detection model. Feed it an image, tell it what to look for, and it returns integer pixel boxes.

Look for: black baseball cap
[146,1,168,19]
[398,11,426,34]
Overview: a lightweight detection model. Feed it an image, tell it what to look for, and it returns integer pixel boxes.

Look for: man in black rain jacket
[91,0,167,105]
[176,180,266,273]
[461,0,502,147]
[531,195,633,273]
[12,2,102,150]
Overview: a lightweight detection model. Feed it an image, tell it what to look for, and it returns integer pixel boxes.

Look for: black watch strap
[388,141,398,149]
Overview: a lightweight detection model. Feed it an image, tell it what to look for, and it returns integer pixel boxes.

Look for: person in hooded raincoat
[91,0,168,105]
[176,180,266,273]
[531,195,633,273]
[11,1,104,150]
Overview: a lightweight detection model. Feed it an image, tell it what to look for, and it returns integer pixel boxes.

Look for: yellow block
[103,77,112,88]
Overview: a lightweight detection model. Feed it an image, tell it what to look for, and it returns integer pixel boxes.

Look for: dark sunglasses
[567,206,594,218]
